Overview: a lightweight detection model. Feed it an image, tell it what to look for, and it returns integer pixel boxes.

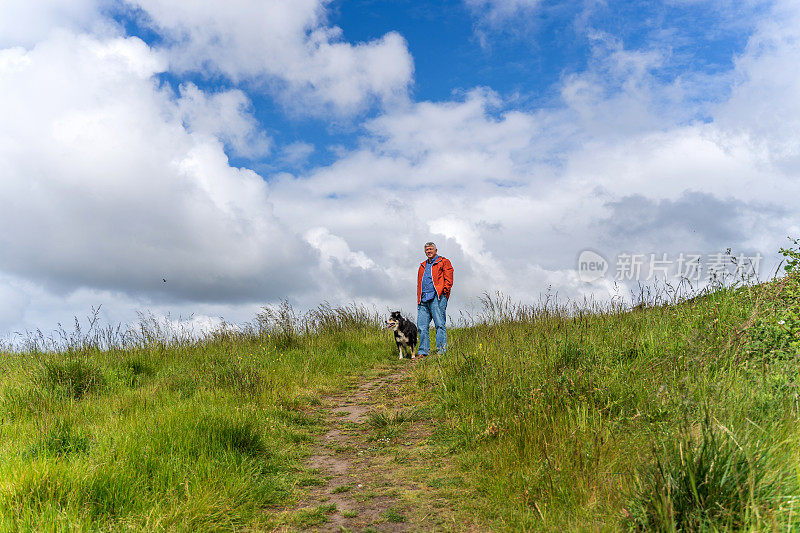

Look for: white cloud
[125,0,414,115]
[267,1,800,310]
[465,0,544,29]
[716,0,800,167]
[0,276,28,334]
[176,83,272,159]
[2,0,800,338]
[0,0,415,336]
[305,227,377,270]
[0,270,260,346]
[279,142,315,167]
[0,0,106,48]
[0,32,314,314]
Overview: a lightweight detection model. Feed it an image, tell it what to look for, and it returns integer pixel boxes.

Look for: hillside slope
[1,259,799,530]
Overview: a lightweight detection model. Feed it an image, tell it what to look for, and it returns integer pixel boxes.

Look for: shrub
[746,237,800,359]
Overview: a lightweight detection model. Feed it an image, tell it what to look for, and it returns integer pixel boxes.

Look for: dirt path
[278,362,473,532]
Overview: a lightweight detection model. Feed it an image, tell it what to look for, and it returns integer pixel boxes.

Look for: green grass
[381,506,406,522]
[0,303,395,531]
[332,483,353,494]
[297,475,327,486]
[412,273,800,530]
[626,412,792,531]
[292,503,337,528]
[366,409,410,443]
[2,247,800,531]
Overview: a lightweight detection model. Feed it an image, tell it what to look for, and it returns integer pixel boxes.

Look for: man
[416,242,453,357]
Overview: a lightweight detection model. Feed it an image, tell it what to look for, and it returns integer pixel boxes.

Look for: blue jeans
[417,295,447,355]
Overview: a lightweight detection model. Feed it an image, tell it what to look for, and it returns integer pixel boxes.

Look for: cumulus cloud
[3,0,800,339]
[176,83,272,159]
[0,270,261,344]
[269,90,596,306]
[0,32,314,313]
[305,227,377,270]
[600,192,785,249]
[0,0,106,48]
[302,227,401,303]
[124,0,414,114]
[716,0,800,167]
[268,1,800,309]
[0,0,414,336]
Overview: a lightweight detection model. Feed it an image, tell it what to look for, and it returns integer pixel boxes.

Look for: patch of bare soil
[275,362,474,532]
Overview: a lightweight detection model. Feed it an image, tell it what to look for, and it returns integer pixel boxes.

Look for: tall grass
[627,413,793,531]
[0,302,393,530]
[1,248,798,530]
[414,271,800,530]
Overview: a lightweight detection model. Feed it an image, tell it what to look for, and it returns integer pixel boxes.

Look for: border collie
[387,311,418,359]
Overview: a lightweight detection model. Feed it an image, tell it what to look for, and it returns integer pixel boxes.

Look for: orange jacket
[417,256,454,304]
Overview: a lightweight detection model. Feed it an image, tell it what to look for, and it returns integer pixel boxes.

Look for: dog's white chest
[395,332,408,344]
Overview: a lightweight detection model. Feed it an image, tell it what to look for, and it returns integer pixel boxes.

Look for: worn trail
[279,362,472,532]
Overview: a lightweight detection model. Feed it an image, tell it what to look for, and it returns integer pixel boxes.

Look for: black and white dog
[387,311,418,359]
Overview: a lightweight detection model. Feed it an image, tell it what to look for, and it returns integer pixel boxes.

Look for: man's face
[425,245,437,259]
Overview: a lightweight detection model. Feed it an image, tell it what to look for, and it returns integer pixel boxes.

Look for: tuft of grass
[307,302,383,334]
[367,410,409,429]
[39,359,105,399]
[381,506,406,523]
[332,484,352,494]
[367,410,410,442]
[626,414,793,531]
[28,418,91,457]
[117,355,155,388]
[210,358,265,396]
[193,416,267,457]
[291,503,337,528]
[297,476,326,487]
[355,491,377,502]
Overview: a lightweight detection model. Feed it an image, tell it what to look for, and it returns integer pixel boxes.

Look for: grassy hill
[1,246,799,531]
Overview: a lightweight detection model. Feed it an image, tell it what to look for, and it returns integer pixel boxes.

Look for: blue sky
[111,0,763,172]
[0,0,798,338]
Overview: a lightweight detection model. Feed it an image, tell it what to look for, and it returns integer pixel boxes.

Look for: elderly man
[416,242,454,357]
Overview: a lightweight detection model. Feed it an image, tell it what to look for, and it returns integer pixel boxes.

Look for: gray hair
[424,241,437,249]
